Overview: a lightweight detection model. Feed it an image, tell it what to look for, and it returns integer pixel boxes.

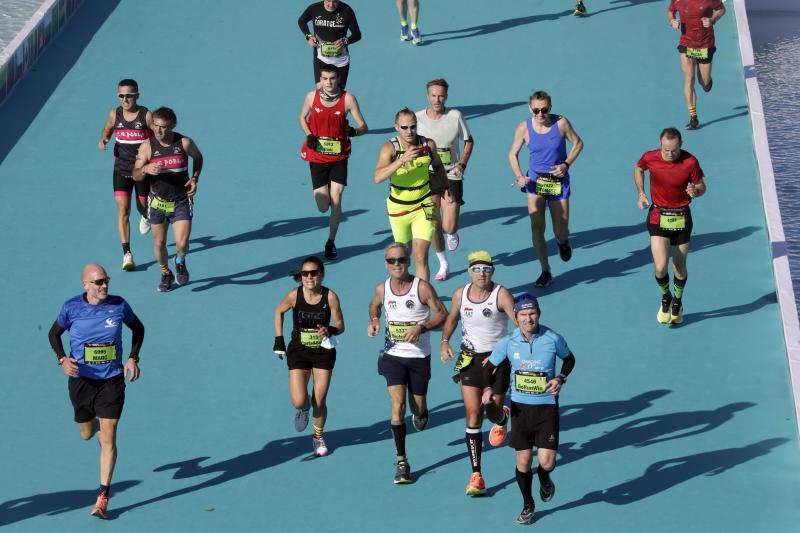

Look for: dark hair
[660,127,682,145]
[426,78,449,92]
[292,256,325,282]
[529,90,552,107]
[394,107,415,123]
[152,107,177,127]
[118,79,139,91]
[319,64,339,77]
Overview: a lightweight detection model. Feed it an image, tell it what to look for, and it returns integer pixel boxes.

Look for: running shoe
[516,503,535,525]
[558,240,572,262]
[446,232,460,251]
[157,270,175,292]
[534,270,553,288]
[670,299,684,324]
[489,405,510,446]
[313,436,329,457]
[324,239,338,260]
[91,494,108,519]
[657,293,672,324]
[400,25,410,41]
[394,460,412,484]
[434,263,449,281]
[573,1,587,16]
[412,412,428,431]
[466,472,487,497]
[540,477,556,502]
[294,407,310,432]
[702,78,713,93]
[174,258,189,286]
[122,252,135,272]
[411,28,423,45]
[686,116,700,130]
[139,215,151,235]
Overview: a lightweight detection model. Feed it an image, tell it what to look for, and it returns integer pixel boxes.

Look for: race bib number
[150,196,175,213]
[515,371,548,394]
[453,351,474,372]
[535,176,562,196]
[320,43,340,57]
[316,137,342,155]
[387,321,417,342]
[422,203,438,222]
[84,343,116,365]
[685,47,709,60]
[299,328,322,348]
[658,208,687,231]
[437,148,452,165]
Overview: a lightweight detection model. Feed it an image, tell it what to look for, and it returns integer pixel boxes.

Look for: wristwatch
[128,354,140,363]
[57,356,65,366]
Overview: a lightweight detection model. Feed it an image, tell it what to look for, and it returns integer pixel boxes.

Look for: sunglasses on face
[470,266,494,273]
[300,269,321,277]
[385,257,409,265]
[531,107,550,115]
[398,124,417,130]
[118,93,139,99]
[88,277,111,286]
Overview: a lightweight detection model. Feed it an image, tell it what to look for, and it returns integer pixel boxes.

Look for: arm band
[127,317,145,360]
[48,321,67,361]
[559,353,576,378]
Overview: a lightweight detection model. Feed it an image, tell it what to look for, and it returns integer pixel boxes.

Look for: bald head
[82,263,110,303]
[82,263,107,281]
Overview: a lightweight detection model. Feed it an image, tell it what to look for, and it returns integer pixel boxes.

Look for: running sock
[400,20,408,26]
[411,23,417,30]
[313,425,324,439]
[391,421,407,458]
[515,468,535,506]
[656,274,670,295]
[160,263,170,274]
[436,251,447,266]
[136,196,148,217]
[688,105,697,118]
[99,484,110,497]
[536,465,553,485]
[175,254,185,265]
[673,276,687,300]
[466,427,482,473]
[122,242,131,254]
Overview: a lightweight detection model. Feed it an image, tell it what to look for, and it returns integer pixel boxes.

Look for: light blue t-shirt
[488,326,570,405]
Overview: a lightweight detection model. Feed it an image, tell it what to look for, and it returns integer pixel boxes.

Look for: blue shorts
[148,193,193,225]
[522,172,571,201]
[378,353,431,395]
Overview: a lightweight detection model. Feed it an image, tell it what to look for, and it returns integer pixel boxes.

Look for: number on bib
[316,137,342,155]
[535,176,562,197]
[150,196,175,213]
[299,328,322,348]
[84,343,116,365]
[514,371,548,394]
[437,148,452,165]
[685,47,709,60]
[387,321,417,342]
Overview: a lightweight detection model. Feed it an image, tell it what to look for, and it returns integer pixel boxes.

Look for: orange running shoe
[488,405,510,446]
[91,494,108,519]
[465,472,486,496]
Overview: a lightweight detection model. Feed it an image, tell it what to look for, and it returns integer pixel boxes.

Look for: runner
[573,0,587,16]
[634,127,707,324]
[133,107,204,292]
[440,251,516,496]
[396,0,422,45]
[298,0,362,89]
[368,242,447,483]
[481,293,576,525]
[416,78,474,281]
[47,263,144,519]
[274,256,345,457]
[300,64,368,260]
[98,79,153,271]
[508,90,583,288]
[374,108,448,281]
[667,0,726,129]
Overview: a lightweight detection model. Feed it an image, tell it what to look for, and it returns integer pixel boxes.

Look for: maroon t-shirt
[669,0,724,49]
[637,149,705,224]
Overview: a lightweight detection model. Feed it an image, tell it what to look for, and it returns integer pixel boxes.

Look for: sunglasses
[88,277,111,286]
[385,257,409,265]
[398,124,417,130]
[300,269,321,277]
[118,93,139,99]
[470,266,494,273]
[531,107,550,115]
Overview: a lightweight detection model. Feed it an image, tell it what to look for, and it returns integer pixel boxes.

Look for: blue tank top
[526,115,568,177]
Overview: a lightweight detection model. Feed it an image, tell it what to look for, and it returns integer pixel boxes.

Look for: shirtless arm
[98,109,115,151]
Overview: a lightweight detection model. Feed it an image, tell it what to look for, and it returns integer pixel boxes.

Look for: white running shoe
[139,215,151,235]
[294,407,310,432]
[122,252,135,271]
[313,437,329,457]
[445,233,460,251]
[434,263,449,281]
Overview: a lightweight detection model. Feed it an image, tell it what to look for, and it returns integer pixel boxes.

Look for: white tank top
[460,283,508,354]
[383,277,430,358]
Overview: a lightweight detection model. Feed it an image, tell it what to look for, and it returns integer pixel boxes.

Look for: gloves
[273,336,287,359]
[347,126,357,138]
[307,134,317,148]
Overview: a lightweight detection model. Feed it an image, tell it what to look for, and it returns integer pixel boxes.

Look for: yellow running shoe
[466,472,486,496]
[657,293,672,324]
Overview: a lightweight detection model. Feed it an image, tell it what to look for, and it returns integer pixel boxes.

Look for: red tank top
[301,90,351,163]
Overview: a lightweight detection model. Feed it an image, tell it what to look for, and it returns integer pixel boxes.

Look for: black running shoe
[158,270,175,292]
[324,239,338,260]
[686,116,699,130]
[394,460,412,484]
[540,478,556,502]
[412,412,428,431]
[670,298,684,324]
[657,292,672,324]
[174,258,189,286]
[516,503,535,525]
[702,78,713,93]
[558,240,572,262]
[573,1,587,16]
[534,271,553,288]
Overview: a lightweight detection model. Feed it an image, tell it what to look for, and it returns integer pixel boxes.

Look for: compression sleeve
[482,359,497,389]
[48,320,67,361]
[345,6,362,44]
[298,5,313,36]
[126,317,145,358]
[560,353,576,378]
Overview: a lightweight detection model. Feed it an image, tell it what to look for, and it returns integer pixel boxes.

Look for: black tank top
[148,133,189,199]
[289,287,334,353]
[113,106,150,173]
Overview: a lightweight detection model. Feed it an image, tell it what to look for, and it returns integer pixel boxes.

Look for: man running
[48,263,144,519]
[508,90,583,288]
[482,293,576,525]
[298,0,362,89]
[634,127,707,324]
[374,108,448,281]
[440,251,516,496]
[573,0,587,16]
[368,242,447,483]
[396,0,423,44]
[133,107,203,292]
[668,0,726,129]
[98,79,153,271]
[416,78,474,281]
[300,64,368,260]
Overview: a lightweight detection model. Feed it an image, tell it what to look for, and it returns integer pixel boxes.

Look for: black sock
[673,275,687,300]
[537,465,552,485]
[466,427,482,473]
[515,468,534,506]
[391,422,407,458]
[122,242,131,254]
[99,484,110,497]
[655,274,670,295]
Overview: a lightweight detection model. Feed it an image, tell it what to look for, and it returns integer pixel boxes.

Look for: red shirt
[637,149,705,224]
[669,0,723,49]
[300,90,351,163]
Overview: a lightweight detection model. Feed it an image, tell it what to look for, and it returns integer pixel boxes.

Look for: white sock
[436,251,447,267]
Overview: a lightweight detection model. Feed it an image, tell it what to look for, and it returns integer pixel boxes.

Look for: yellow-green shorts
[387,199,436,243]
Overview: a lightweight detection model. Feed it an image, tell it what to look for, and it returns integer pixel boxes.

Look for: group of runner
[54,0,721,524]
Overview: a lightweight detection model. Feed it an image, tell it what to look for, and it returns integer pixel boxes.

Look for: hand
[334,38,347,49]
[401,146,421,164]
[60,357,79,377]
[307,133,318,148]
[686,182,697,198]
[316,324,329,338]
[404,324,423,343]
[481,387,494,405]
[273,336,287,359]
[347,126,358,138]
[185,179,198,197]
[452,163,464,178]
[671,19,680,29]
[367,320,380,337]
[545,377,563,395]
[515,174,530,187]
[550,163,568,178]
[98,139,108,151]
[143,162,161,176]
[701,17,711,28]
[307,35,318,48]
[638,192,650,210]
[125,358,140,382]
[440,342,454,362]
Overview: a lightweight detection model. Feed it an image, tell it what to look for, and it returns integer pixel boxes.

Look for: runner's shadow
[676,292,777,327]
[560,389,671,431]
[698,110,749,129]
[364,101,526,136]
[536,438,789,521]
[584,0,665,18]
[0,480,139,527]
[422,11,572,44]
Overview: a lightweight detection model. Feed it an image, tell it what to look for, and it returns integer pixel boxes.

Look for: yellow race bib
[150,196,175,213]
[515,371,548,394]
[316,137,342,155]
[299,328,322,348]
[84,343,116,365]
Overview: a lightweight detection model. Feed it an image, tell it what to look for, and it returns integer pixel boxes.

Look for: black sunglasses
[385,257,409,265]
[88,277,111,286]
[300,269,321,277]
[531,107,550,115]
[118,93,139,99]
[398,124,417,130]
